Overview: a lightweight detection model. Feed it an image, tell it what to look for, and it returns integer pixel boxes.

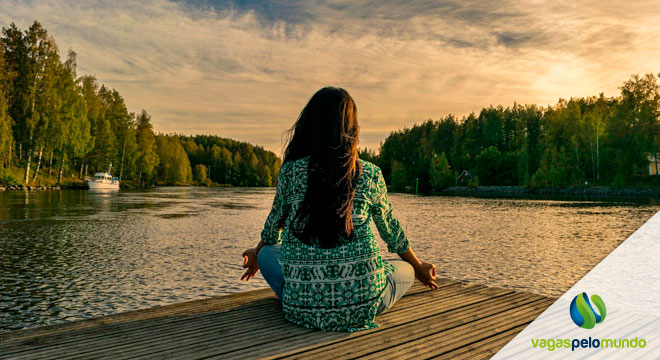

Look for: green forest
[361,73,660,192]
[0,21,280,187]
[2,21,659,192]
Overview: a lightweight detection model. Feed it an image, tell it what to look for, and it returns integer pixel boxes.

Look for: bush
[475,146,501,185]
[648,176,660,186]
[429,152,454,190]
[467,176,479,188]
[0,170,20,186]
[391,160,408,190]
[475,146,519,186]
[193,164,208,185]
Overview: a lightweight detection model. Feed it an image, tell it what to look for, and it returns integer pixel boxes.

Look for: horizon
[2,0,660,154]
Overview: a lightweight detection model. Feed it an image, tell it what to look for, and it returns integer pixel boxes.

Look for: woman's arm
[241,163,289,281]
[370,169,410,254]
[260,166,288,247]
[370,168,438,289]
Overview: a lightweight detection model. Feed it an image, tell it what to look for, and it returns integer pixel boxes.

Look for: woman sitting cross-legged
[241,87,438,332]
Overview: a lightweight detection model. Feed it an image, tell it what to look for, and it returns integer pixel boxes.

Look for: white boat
[88,172,120,190]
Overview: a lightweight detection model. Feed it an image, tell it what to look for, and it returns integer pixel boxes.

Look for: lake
[1,188,658,332]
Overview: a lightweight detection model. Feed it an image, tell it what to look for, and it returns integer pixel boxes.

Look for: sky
[2,0,660,154]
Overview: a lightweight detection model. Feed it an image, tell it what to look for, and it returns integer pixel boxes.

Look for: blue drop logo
[570,292,606,329]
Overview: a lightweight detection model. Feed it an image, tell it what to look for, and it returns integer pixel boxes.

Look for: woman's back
[260,156,410,332]
[242,87,437,333]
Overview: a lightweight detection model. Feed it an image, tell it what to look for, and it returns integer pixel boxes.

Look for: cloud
[1,0,659,154]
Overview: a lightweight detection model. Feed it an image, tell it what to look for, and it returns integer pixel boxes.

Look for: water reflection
[0,188,658,332]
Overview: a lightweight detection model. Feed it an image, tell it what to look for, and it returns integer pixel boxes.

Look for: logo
[570,292,606,329]
[531,292,646,352]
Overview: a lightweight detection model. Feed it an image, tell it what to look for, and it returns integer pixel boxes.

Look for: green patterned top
[261,157,410,332]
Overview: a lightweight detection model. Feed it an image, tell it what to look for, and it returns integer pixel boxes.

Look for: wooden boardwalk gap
[0,279,556,360]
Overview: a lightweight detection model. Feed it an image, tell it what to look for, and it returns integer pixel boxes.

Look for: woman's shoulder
[358,159,382,179]
[280,156,309,174]
[280,157,380,179]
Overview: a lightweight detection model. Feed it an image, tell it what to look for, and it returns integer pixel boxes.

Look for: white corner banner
[492,210,660,359]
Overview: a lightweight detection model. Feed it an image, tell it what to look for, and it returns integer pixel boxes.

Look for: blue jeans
[257,244,415,314]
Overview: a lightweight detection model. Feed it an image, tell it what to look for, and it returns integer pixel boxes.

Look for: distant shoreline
[437,186,660,197]
[3,184,660,197]
[0,183,253,191]
[388,185,660,198]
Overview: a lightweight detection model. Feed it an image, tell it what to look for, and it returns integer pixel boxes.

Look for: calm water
[1,188,658,332]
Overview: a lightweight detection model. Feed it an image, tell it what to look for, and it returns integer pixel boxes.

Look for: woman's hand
[414,262,438,289]
[397,248,439,290]
[241,248,259,281]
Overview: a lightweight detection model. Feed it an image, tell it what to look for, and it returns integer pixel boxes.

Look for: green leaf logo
[569,292,606,329]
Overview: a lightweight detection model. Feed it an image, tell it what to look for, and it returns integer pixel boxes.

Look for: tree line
[361,73,660,191]
[0,21,280,187]
[181,135,281,186]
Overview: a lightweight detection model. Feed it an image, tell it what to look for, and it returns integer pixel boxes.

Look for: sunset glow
[2,0,659,152]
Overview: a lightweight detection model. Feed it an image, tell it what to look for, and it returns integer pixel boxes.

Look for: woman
[240,87,438,332]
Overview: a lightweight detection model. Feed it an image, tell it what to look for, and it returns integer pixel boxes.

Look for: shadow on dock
[0,279,556,359]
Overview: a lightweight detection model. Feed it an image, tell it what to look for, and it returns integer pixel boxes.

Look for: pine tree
[193,164,207,184]
[429,152,453,190]
[155,135,192,185]
[25,22,62,184]
[135,110,159,185]
[0,45,13,168]
[2,23,28,163]
[57,50,91,184]
[80,76,100,175]
[99,87,136,179]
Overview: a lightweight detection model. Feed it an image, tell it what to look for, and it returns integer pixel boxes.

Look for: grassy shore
[0,165,86,188]
[0,165,238,190]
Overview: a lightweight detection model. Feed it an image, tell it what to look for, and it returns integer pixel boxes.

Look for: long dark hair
[283,87,361,249]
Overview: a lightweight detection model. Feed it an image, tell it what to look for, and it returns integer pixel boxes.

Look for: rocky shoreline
[440,185,660,197]
[1,184,64,191]
[0,183,155,191]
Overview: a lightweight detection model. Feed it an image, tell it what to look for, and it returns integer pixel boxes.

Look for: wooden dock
[0,279,555,359]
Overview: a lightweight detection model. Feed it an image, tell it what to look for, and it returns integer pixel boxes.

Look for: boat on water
[87,172,120,190]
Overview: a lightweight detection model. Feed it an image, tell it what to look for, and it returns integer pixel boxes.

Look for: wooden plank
[254,289,529,360]
[4,310,290,360]
[360,298,554,360]
[0,280,441,355]
[121,288,518,360]
[165,292,528,360]
[264,294,541,360]
[56,288,480,356]
[0,289,274,344]
[0,297,281,356]
[431,324,528,360]
[0,279,556,360]
[2,281,470,358]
